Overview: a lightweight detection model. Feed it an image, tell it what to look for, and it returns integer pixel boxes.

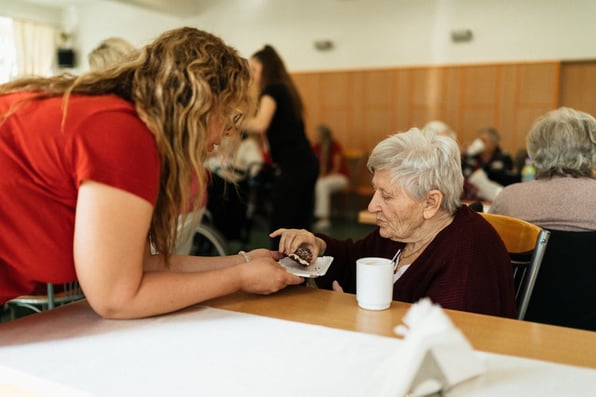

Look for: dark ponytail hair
[252,45,303,119]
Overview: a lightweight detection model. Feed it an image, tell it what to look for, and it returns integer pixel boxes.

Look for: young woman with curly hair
[0,27,303,319]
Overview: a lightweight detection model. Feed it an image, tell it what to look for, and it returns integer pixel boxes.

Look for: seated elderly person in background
[423,120,457,141]
[490,107,596,231]
[312,124,349,230]
[462,127,519,201]
[88,37,137,71]
[272,128,517,318]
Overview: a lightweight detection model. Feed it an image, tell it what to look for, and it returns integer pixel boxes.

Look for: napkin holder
[370,298,485,396]
[403,327,484,396]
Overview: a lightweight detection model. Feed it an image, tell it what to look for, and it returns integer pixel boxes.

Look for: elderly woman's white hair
[527,106,596,179]
[367,128,463,214]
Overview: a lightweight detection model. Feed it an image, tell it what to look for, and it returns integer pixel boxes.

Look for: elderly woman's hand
[269,228,326,263]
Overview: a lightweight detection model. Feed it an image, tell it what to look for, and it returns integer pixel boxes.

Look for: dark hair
[252,45,303,119]
[478,127,500,144]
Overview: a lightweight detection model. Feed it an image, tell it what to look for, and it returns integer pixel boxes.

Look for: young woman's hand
[237,257,303,294]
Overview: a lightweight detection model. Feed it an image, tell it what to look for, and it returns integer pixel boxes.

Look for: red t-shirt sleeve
[69,108,160,205]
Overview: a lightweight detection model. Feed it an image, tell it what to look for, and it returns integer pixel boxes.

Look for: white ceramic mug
[356,257,394,310]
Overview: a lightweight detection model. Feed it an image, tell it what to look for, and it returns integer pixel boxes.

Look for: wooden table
[209,287,596,368]
[2,286,596,396]
[2,286,595,370]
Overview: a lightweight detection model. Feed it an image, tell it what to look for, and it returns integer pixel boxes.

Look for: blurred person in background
[423,120,457,141]
[242,45,319,247]
[490,107,596,231]
[88,37,138,71]
[462,127,519,201]
[312,124,349,230]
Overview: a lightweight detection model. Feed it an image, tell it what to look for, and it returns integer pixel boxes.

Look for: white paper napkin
[370,298,485,396]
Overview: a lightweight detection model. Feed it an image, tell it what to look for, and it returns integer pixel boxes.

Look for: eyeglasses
[225,112,243,132]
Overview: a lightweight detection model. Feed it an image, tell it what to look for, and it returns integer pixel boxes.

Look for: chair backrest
[479,212,550,320]
[525,229,596,331]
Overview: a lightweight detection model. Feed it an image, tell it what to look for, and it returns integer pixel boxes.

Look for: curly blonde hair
[0,27,252,260]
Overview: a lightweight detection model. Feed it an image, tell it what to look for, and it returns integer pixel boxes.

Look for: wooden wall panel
[319,73,350,108]
[442,67,462,130]
[509,63,559,151]
[293,73,320,142]
[363,70,394,107]
[496,65,518,150]
[459,65,499,146]
[292,60,565,187]
[461,109,496,144]
[348,72,365,150]
[518,63,558,105]
[362,109,387,151]
[321,109,349,142]
[560,61,596,116]
[462,65,499,107]
[392,70,411,132]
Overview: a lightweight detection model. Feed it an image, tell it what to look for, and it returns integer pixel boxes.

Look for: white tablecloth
[1,306,595,396]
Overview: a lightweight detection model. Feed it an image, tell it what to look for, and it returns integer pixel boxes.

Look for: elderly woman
[272,128,516,318]
[490,107,596,231]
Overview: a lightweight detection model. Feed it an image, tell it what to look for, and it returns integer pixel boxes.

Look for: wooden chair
[479,213,550,320]
[6,281,84,320]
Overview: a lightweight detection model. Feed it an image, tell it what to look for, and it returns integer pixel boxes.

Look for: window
[0,16,18,83]
[0,16,56,83]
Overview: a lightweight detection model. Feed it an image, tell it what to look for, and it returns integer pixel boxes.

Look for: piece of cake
[288,246,314,267]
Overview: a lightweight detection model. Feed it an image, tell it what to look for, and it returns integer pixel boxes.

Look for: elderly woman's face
[368,169,426,241]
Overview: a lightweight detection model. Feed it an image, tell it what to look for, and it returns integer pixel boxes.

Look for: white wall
[2,0,596,72]
[0,0,61,26]
[74,1,180,68]
[188,0,596,71]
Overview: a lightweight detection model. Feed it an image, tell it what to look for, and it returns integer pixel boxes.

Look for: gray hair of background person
[527,106,596,179]
[88,37,137,71]
[479,127,500,144]
[423,120,457,141]
[367,128,463,214]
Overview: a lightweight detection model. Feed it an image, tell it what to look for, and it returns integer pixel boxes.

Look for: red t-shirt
[0,93,160,303]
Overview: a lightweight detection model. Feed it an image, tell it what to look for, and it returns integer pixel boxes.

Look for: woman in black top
[243,45,319,246]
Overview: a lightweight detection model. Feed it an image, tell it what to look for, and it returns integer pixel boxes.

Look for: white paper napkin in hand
[468,168,503,201]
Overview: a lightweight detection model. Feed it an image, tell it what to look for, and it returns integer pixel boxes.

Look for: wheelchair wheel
[189,223,229,256]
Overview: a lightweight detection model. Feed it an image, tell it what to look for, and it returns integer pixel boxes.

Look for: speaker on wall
[57,48,76,68]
